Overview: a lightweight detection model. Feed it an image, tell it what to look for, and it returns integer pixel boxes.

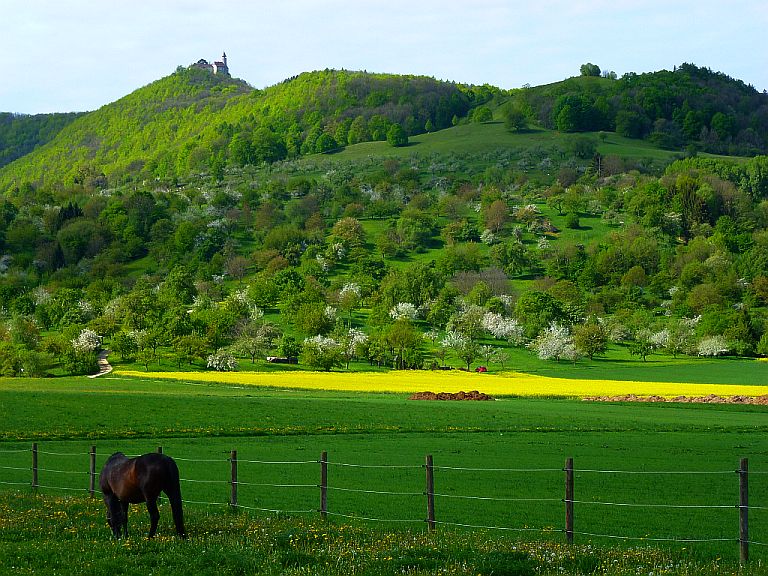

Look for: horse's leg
[146,498,160,538]
[164,484,187,538]
[121,501,129,538]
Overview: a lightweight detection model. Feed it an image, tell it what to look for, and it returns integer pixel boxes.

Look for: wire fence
[0,444,765,565]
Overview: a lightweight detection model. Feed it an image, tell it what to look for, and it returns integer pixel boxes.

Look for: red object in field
[475,366,487,373]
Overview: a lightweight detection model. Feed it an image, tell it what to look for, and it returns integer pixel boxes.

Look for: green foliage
[386,123,408,147]
[579,63,602,77]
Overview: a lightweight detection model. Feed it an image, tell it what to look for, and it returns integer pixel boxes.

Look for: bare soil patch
[409,390,495,401]
[583,394,768,405]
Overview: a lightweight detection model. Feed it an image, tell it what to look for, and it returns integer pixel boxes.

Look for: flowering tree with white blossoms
[338,282,362,325]
[696,335,730,357]
[71,329,101,354]
[337,328,369,368]
[63,328,101,375]
[482,311,525,345]
[389,302,419,321]
[301,335,344,371]
[441,330,480,370]
[529,322,578,362]
[207,349,238,371]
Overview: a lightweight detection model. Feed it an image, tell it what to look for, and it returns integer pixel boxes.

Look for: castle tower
[213,51,229,76]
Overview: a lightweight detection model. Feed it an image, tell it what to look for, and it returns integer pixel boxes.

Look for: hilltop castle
[190,52,229,76]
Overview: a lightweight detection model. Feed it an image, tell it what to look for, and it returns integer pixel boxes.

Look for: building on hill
[190,52,229,76]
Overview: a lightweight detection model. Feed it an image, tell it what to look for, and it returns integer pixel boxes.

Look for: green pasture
[1,375,767,570]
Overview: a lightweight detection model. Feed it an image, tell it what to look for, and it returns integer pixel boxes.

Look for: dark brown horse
[99,452,186,539]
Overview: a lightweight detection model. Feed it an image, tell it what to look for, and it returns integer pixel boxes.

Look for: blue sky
[2,0,766,114]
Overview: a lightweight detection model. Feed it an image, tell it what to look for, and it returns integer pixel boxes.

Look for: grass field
[1,374,767,570]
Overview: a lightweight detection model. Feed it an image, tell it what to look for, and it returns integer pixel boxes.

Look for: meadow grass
[1,375,767,573]
[2,492,761,576]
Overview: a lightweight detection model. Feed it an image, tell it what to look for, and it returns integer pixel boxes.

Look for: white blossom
[529,322,574,361]
[303,334,340,353]
[206,349,238,371]
[324,305,338,322]
[71,329,101,354]
[339,282,361,299]
[389,302,419,321]
[32,287,52,306]
[480,229,497,245]
[482,312,524,344]
[697,335,730,357]
[649,329,670,348]
[343,328,368,356]
[441,330,467,349]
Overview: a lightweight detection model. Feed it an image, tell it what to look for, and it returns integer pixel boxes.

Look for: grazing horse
[99,452,186,539]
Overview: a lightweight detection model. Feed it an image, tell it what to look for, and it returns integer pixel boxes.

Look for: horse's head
[103,493,125,538]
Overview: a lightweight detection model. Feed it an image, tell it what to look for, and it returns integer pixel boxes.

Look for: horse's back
[134,453,180,494]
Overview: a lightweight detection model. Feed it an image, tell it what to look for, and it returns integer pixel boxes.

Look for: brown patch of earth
[582,394,768,405]
[409,390,494,401]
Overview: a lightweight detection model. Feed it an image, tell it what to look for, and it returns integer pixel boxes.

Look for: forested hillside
[0,112,83,168]
[1,63,768,378]
[512,63,768,155]
[0,68,475,192]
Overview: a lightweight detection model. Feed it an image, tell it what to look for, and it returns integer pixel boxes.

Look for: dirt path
[88,349,113,378]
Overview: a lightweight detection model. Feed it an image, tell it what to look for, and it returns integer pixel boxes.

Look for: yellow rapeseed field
[116,369,767,398]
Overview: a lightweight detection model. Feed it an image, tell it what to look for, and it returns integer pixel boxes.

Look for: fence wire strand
[235,504,315,515]
[326,485,422,497]
[238,459,317,466]
[576,469,734,475]
[433,466,562,473]
[434,520,554,533]
[568,498,736,509]
[328,462,422,469]
[37,468,89,476]
[234,481,317,489]
[324,510,422,523]
[571,530,734,543]
[433,492,561,503]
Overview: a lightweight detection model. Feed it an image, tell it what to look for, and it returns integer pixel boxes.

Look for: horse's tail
[165,459,187,538]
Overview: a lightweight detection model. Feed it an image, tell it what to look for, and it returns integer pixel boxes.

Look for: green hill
[512,63,768,155]
[0,111,83,168]
[1,63,768,379]
[0,68,473,192]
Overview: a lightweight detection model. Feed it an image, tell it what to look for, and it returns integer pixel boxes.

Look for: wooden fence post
[230,450,238,509]
[89,446,96,496]
[740,458,749,565]
[320,451,328,519]
[31,443,38,492]
[565,457,574,544]
[157,446,163,454]
[425,454,436,532]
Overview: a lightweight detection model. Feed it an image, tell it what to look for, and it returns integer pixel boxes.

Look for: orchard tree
[386,124,409,147]
[301,335,343,371]
[441,330,480,371]
[573,321,608,360]
[384,319,423,369]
